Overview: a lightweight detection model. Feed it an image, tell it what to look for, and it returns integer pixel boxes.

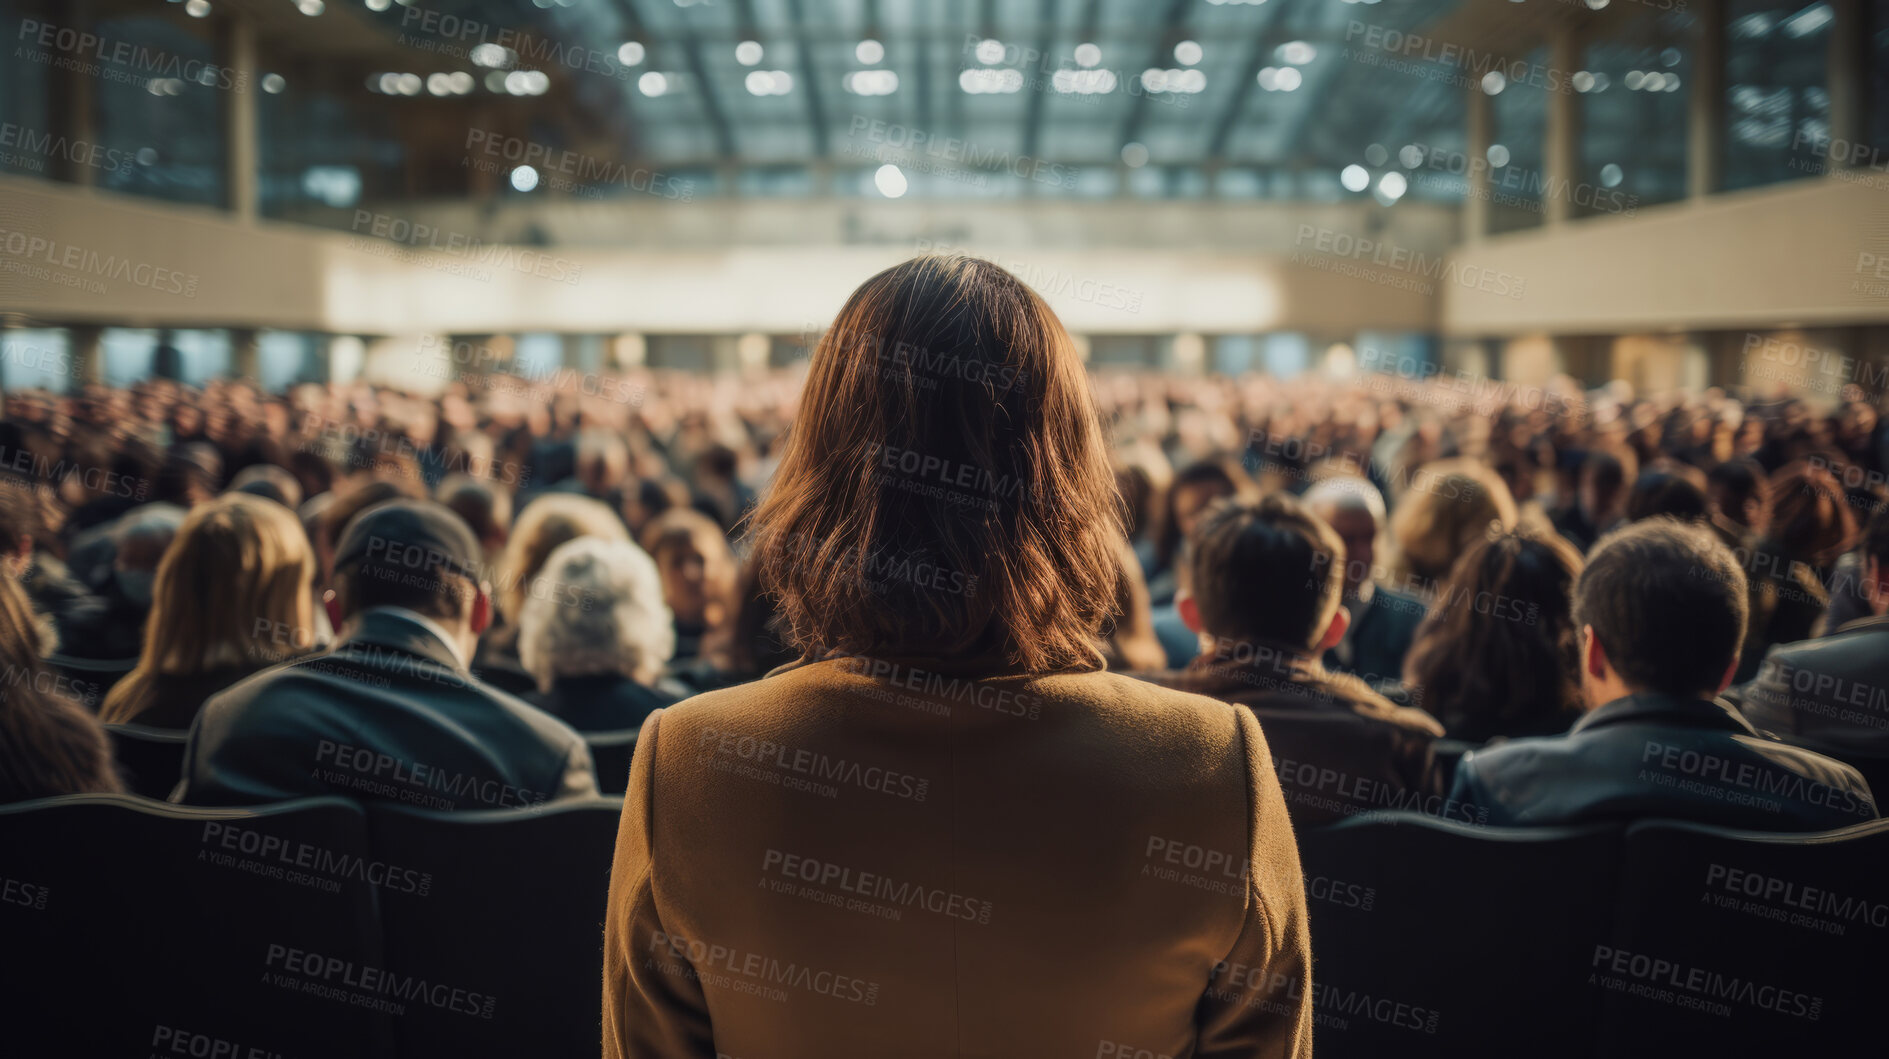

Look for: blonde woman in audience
[1385,457,1520,598]
[100,493,317,729]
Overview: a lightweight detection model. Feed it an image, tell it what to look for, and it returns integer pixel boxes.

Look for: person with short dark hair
[1625,467,1709,525]
[1705,457,1767,551]
[1450,519,1876,830]
[1552,448,1635,553]
[175,500,598,808]
[1158,493,1447,828]
[1737,508,1889,767]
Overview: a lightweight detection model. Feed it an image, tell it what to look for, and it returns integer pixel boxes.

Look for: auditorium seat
[1593,817,1889,1053]
[1427,738,1477,788]
[104,722,189,799]
[364,797,624,1058]
[0,794,394,1056]
[1296,811,1621,1058]
[586,728,642,795]
[45,652,138,712]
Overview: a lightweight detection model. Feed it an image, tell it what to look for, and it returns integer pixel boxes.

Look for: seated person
[175,500,598,808]
[519,537,679,732]
[1304,475,1427,687]
[1737,509,1889,764]
[100,494,315,729]
[1451,519,1877,830]
[640,508,736,664]
[0,570,121,803]
[1154,493,1448,827]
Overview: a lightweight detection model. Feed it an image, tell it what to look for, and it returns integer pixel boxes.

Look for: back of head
[229,463,304,511]
[499,493,628,621]
[518,536,673,689]
[748,254,1123,672]
[1575,519,1747,699]
[1626,468,1709,524]
[1188,494,1345,653]
[1404,531,1584,730]
[0,571,119,801]
[101,493,316,722]
[1706,458,1765,523]
[331,498,485,626]
[1764,459,1856,563]
[1390,458,1519,586]
[437,473,513,551]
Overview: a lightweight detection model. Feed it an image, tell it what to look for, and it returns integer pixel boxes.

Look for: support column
[229,327,260,384]
[217,12,260,222]
[1688,0,1726,198]
[67,324,105,388]
[1543,25,1583,225]
[1827,0,1866,174]
[1464,82,1493,242]
[49,0,97,188]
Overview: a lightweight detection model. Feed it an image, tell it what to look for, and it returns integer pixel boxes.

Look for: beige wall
[1444,177,1889,336]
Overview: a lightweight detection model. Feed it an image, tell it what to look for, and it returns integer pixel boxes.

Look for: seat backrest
[45,653,138,712]
[104,723,190,799]
[1593,817,1889,1053]
[1296,811,1622,1059]
[0,794,394,1057]
[585,728,641,795]
[365,797,625,1057]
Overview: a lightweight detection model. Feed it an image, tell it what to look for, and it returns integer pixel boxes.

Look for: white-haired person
[1303,471,1428,687]
[518,537,679,732]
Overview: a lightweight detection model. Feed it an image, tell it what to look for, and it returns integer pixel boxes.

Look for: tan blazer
[603,656,1314,1058]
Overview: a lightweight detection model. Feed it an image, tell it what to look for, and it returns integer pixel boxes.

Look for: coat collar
[1572,691,1759,737]
[1833,612,1889,636]
[337,609,466,672]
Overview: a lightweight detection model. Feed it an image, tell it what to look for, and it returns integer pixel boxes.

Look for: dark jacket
[1323,585,1426,688]
[526,673,676,733]
[1450,692,1878,831]
[1737,614,1889,761]
[175,610,598,808]
[1158,644,1450,828]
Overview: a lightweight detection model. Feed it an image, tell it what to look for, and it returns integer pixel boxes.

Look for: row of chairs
[1299,812,1889,1056]
[105,723,646,800]
[3,790,1882,1056]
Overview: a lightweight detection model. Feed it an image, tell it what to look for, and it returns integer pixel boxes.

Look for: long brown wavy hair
[0,570,121,801]
[747,254,1125,673]
[1402,530,1584,742]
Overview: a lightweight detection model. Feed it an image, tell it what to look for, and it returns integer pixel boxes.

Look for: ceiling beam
[783,0,829,156]
[1117,0,1193,149]
[1020,0,1056,159]
[1206,0,1291,160]
[665,2,737,159]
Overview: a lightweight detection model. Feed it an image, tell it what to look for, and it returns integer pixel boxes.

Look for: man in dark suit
[1157,493,1450,828]
[1452,519,1876,831]
[1304,476,1427,687]
[1736,509,1889,765]
[175,499,597,808]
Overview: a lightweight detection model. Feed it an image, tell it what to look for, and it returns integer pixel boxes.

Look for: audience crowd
[0,345,1885,831]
